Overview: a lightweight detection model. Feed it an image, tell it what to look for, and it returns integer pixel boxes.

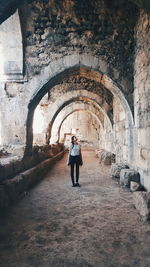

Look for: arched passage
[58,110,103,148]
[50,102,104,144]
[26,57,134,162]
[41,94,113,145]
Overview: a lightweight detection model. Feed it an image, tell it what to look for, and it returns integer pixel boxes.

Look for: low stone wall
[0,143,64,181]
[0,144,65,209]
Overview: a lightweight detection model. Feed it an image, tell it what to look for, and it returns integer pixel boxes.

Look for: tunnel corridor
[0,0,150,266]
[0,149,150,267]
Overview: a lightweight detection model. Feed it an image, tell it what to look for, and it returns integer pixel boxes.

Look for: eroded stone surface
[0,150,64,209]
[0,143,64,181]
[133,191,150,221]
[130,181,142,192]
[111,163,129,179]
[96,149,115,165]
[120,169,140,188]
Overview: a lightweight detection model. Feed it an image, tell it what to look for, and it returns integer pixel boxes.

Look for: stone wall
[134,10,150,190]
[59,110,100,147]
[20,0,137,93]
[0,0,137,156]
[33,75,113,150]
[0,10,23,81]
[0,143,64,209]
[0,143,64,181]
[1,0,149,192]
[113,96,127,162]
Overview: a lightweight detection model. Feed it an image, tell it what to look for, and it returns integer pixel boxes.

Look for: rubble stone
[130,181,142,192]
[120,169,140,188]
[111,163,129,179]
[133,192,150,221]
[96,149,115,165]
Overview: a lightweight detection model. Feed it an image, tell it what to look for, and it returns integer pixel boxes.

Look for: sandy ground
[0,149,150,267]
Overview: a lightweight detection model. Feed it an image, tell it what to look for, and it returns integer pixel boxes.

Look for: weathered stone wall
[32,75,113,149]
[0,143,64,181]
[1,0,149,190]
[0,82,27,148]
[101,117,113,152]
[0,10,23,81]
[20,0,137,93]
[113,96,127,162]
[0,143,65,209]
[134,10,150,190]
[59,110,100,147]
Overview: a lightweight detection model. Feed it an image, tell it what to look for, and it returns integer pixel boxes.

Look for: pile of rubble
[111,163,150,222]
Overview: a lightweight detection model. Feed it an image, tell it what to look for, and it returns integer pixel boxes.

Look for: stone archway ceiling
[51,102,106,143]
[47,68,113,117]
[48,95,112,126]
[0,0,149,24]
[51,99,105,129]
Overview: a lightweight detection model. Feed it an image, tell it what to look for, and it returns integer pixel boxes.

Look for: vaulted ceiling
[0,0,149,24]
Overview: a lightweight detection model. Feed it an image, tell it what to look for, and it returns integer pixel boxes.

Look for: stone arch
[42,94,112,145]
[58,110,103,147]
[27,54,133,123]
[50,102,105,144]
[44,89,113,126]
[0,10,23,81]
[26,54,134,161]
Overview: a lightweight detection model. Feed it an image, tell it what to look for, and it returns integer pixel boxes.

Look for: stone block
[96,149,115,165]
[51,144,60,155]
[0,161,14,180]
[120,169,140,188]
[0,184,9,208]
[133,192,150,221]
[13,160,24,175]
[22,156,38,170]
[63,54,80,68]
[102,152,115,165]
[79,54,94,69]
[98,58,108,73]
[22,166,41,188]
[111,163,129,179]
[0,165,5,181]
[4,174,25,201]
[130,181,142,192]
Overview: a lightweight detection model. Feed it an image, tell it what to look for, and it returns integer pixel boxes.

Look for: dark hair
[71,136,76,146]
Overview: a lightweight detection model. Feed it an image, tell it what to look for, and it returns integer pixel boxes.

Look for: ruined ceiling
[0,0,149,24]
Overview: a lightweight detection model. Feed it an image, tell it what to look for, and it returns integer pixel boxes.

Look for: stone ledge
[0,150,65,210]
[0,143,64,181]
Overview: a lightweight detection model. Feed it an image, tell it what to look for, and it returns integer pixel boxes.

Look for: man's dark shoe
[72,184,76,187]
[76,183,80,187]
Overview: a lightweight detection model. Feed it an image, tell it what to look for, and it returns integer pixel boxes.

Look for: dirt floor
[0,149,150,267]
